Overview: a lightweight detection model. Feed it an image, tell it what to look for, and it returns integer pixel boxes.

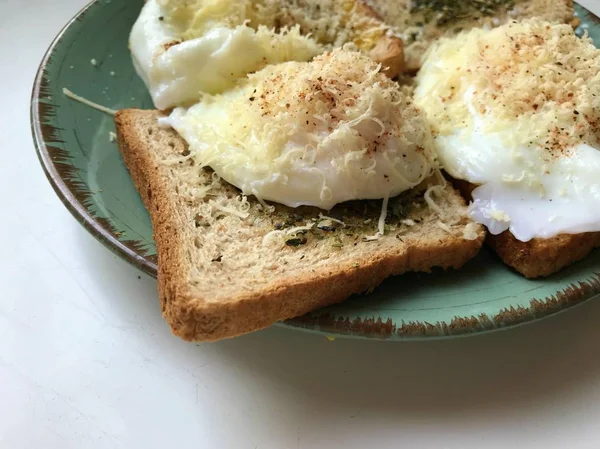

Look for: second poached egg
[415,20,600,241]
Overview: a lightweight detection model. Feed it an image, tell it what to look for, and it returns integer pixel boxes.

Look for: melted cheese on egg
[163,48,436,210]
[156,0,263,40]
[415,20,600,242]
[130,0,323,109]
[131,0,398,110]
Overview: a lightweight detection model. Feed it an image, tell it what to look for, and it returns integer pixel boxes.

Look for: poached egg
[414,20,600,242]
[162,48,436,210]
[130,0,401,111]
[130,0,323,110]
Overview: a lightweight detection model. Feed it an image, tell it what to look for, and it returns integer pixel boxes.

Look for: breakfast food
[414,20,600,277]
[131,0,403,109]
[268,0,404,77]
[364,0,574,72]
[115,48,485,341]
[161,49,432,210]
[110,0,599,341]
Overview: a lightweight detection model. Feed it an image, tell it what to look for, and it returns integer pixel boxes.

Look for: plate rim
[31,0,600,340]
[31,0,158,277]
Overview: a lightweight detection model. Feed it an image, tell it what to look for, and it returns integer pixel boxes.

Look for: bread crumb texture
[158,0,386,48]
[115,110,484,340]
[364,0,574,70]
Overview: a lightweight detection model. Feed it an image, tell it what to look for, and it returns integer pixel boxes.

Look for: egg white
[414,21,600,242]
[437,107,600,241]
[162,51,435,210]
[130,0,322,110]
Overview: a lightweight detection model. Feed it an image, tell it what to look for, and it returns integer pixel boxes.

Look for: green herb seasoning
[285,237,308,247]
[411,0,514,26]
[260,182,428,249]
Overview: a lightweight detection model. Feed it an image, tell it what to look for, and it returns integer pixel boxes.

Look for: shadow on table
[75,219,600,425]
[211,302,600,424]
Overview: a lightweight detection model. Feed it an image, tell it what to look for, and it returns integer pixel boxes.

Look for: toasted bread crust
[276,0,405,78]
[365,0,574,72]
[355,0,404,77]
[369,34,404,78]
[115,109,484,341]
[451,177,600,278]
[487,231,600,278]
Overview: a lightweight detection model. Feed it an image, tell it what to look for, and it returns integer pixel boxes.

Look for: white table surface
[3,1,600,448]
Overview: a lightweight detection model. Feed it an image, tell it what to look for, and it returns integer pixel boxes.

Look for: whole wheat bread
[452,178,600,278]
[269,0,405,77]
[115,109,484,341]
[365,0,575,72]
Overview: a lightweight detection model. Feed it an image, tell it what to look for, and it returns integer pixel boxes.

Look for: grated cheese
[286,222,315,235]
[318,213,346,227]
[262,221,315,247]
[463,222,481,241]
[424,185,446,216]
[437,221,453,233]
[157,0,258,40]
[212,203,249,220]
[62,88,116,116]
[170,47,436,210]
[262,230,285,246]
[415,20,600,153]
[364,194,389,241]
[423,174,465,234]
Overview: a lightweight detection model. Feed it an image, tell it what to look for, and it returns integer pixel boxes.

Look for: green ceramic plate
[32,0,600,340]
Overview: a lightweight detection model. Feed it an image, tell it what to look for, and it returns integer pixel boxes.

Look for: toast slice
[115,109,485,341]
[364,0,575,72]
[452,178,600,279]
[271,0,404,77]
[486,231,600,279]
